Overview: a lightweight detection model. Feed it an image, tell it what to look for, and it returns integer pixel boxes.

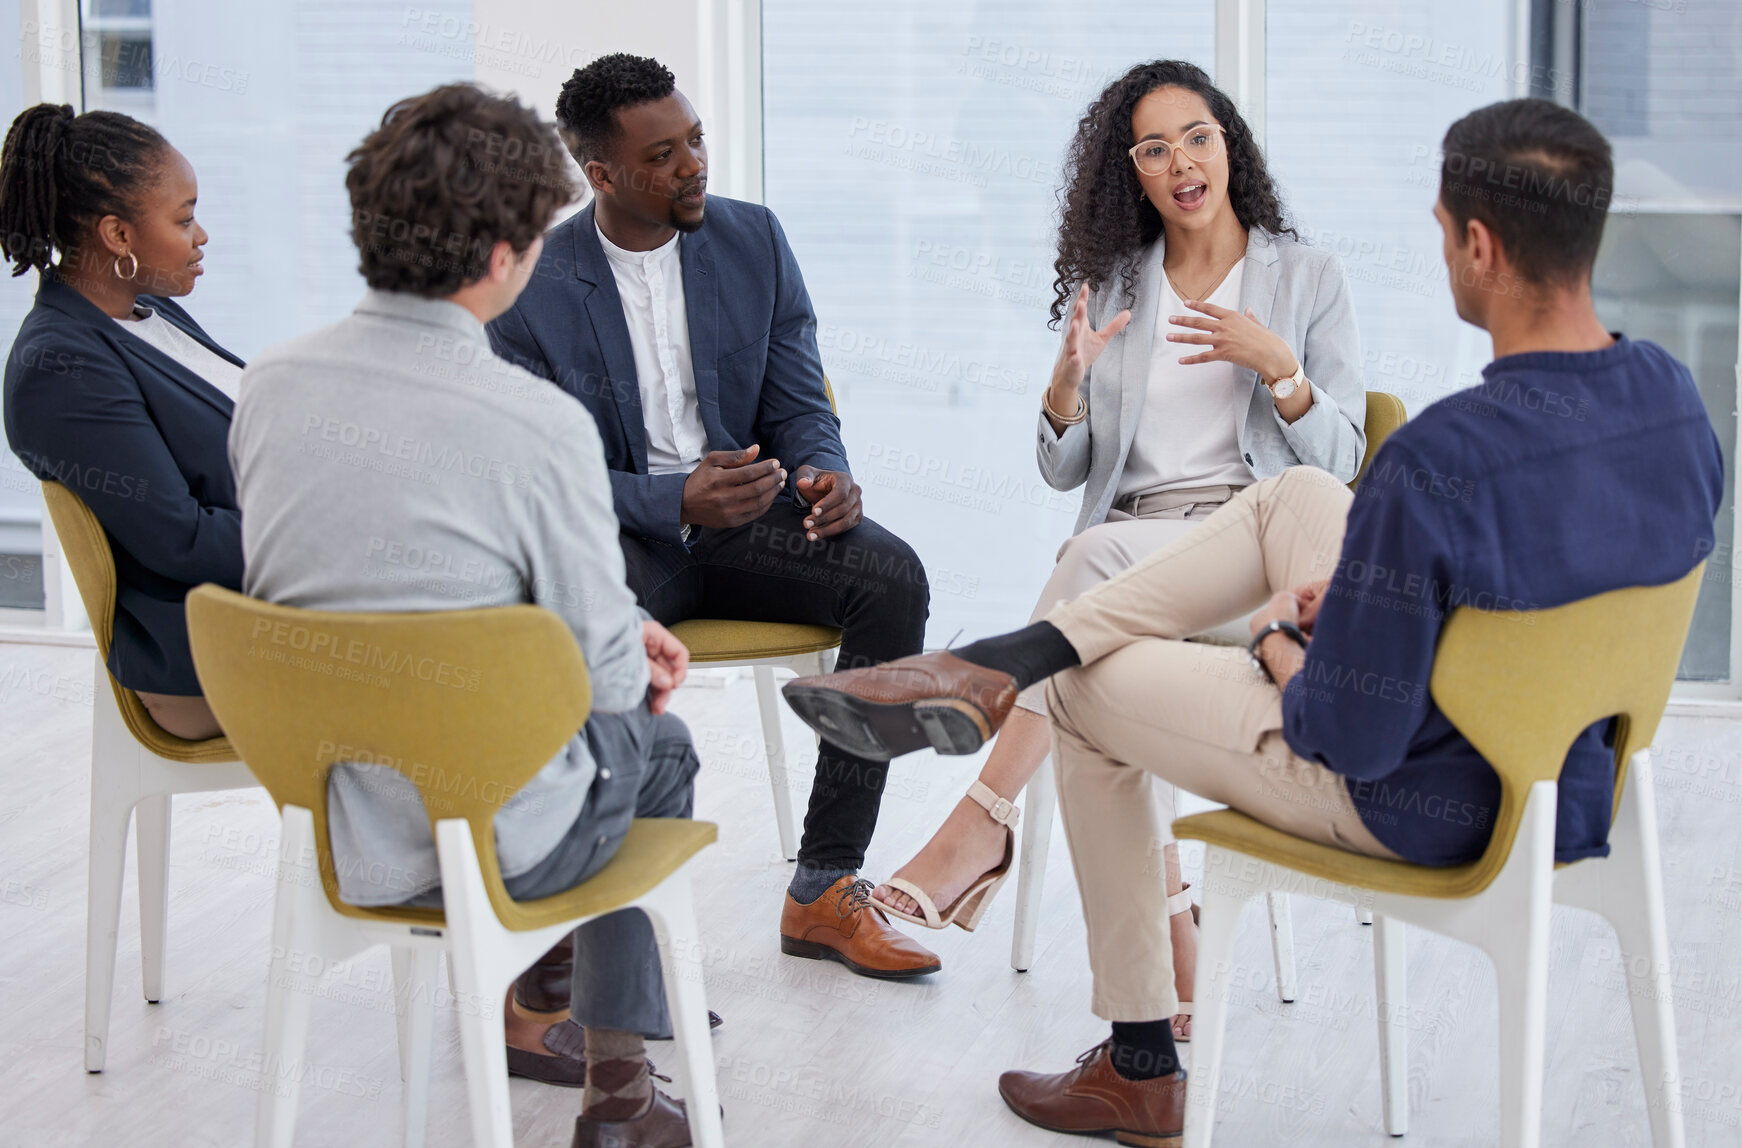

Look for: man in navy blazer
[489,54,938,982]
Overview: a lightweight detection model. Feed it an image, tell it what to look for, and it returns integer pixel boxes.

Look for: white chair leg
[136,793,172,1003]
[1010,753,1055,972]
[1183,850,1257,1148]
[437,821,518,1148]
[84,739,135,1072]
[1486,786,1556,1148]
[1373,914,1408,1137]
[1267,892,1297,1003]
[1557,752,1685,1148]
[257,807,323,1148]
[390,948,418,1082]
[642,872,726,1148]
[753,664,801,861]
[1357,906,1374,925]
[393,946,439,1148]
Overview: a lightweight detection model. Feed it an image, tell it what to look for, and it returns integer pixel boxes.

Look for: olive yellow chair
[669,377,845,860]
[1009,392,1410,973]
[185,585,723,1148]
[40,481,258,1073]
[1177,566,1700,1148]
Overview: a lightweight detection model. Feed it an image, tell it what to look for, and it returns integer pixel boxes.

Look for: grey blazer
[1036,228,1366,533]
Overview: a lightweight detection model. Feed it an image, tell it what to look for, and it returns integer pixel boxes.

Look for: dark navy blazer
[487,197,849,547]
[4,273,244,695]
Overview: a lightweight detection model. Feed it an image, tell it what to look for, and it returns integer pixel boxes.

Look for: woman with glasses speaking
[870,59,1366,1039]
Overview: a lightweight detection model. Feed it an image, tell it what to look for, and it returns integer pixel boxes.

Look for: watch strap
[1248,619,1308,683]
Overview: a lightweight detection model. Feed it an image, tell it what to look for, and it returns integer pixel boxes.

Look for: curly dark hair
[0,104,167,277]
[344,83,576,296]
[1050,60,1293,327]
[555,53,677,165]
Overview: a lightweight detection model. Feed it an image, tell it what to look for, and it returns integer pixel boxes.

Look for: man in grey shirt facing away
[229,85,702,1147]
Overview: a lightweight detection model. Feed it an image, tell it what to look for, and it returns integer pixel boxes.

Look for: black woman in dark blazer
[1,104,243,739]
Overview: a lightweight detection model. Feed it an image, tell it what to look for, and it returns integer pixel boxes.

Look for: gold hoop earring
[114,252,138,280]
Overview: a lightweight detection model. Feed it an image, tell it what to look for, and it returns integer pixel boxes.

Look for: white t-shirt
[596,223,710,476]
[1116,261,1255,499]
[115,303,244,400]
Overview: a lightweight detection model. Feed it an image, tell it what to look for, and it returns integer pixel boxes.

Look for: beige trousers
[1042,467,1400,1022]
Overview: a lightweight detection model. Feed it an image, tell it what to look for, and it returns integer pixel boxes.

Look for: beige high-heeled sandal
[877,780,1019,932]
[1169,884,1198,1042]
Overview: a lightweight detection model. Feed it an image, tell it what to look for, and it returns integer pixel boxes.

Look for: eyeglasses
[1128,124,1225,176]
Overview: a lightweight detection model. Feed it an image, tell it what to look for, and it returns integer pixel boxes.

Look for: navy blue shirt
[1284,336,1724,866]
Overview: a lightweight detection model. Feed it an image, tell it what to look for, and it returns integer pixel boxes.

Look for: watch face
[1271,375,1298,399]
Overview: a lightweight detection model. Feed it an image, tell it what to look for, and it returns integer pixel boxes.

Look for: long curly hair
[1050,60,1293,327]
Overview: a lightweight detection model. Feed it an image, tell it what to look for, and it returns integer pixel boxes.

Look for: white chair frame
[84,653,257,1072]
[255,804,724,1148]
[710,649,837,861]
[1185,751,1685,1148]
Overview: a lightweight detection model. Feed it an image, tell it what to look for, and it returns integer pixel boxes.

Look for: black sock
[952,622,1081,692]
[1109,1020,1181,1081]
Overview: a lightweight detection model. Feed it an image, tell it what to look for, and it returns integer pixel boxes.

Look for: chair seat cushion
[335,819,720,930]
[499,818,719,930]
[668,618,842,662]
[1173,809,1491,900]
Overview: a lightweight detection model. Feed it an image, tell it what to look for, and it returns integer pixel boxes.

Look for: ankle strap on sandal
[967,779,1020,829]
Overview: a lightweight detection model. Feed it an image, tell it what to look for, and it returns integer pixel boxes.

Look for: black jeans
[503,707,699,1038]
[620,497,930,872]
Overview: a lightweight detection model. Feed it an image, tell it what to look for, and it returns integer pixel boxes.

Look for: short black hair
[555,53,677,165]
[1439,99,1613,286]
[0,104,167,277]
[344,83,576,296]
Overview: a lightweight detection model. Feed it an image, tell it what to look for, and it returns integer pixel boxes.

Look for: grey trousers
[410,706,700,1037]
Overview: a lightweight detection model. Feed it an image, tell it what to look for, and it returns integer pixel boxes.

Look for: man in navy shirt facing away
[775,98,1724,1143]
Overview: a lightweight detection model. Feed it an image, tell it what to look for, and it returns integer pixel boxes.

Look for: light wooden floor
[3,641,1740,1147]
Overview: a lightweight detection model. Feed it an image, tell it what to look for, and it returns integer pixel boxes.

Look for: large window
[764,2,1215,644]
[0,1,477,612]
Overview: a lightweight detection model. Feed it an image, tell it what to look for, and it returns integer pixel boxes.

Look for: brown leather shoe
[513,935,574,1023]
[570,1088,693,1148]
[998,1040,1185,1147]
[782,650,1018,760]
[780,876,942,978]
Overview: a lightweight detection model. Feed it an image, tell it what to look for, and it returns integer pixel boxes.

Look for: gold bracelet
[1043,388,1086,426]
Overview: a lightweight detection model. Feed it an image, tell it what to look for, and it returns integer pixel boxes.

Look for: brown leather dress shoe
[782,650,1018,761]
[998,1040,1185,1147]
[513,935,575,1023]
[779,876,941,978]
[570,1088,693,1148]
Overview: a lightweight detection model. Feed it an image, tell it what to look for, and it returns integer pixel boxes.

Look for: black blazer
[4,273,244,694]
[488,197,848,547]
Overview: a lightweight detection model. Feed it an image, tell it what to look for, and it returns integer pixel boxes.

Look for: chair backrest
[40,480,118,659]
[40,480,237,757]
[1352,392,1407,491]
[185,584,592,923]
[1429,563,1703,892]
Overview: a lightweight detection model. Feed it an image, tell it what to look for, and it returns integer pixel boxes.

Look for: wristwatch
[1247,619,1308,683]
[1268,361,1306,400]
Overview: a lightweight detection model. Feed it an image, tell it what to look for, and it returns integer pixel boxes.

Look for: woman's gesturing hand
[1166,299,1298,381]
[1046,283,1130,431]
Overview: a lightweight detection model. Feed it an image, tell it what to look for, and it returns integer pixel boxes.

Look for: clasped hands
[679,444,862,541]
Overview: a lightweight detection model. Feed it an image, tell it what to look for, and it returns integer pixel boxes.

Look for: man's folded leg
[781,467,1353,760]
[999,634,1393,1146]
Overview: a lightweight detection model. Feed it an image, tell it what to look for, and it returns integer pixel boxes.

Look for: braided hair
[1050,60,1293,328]
[0,103,167,277]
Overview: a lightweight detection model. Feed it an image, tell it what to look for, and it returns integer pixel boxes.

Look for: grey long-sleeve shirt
[229,290,648,905]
